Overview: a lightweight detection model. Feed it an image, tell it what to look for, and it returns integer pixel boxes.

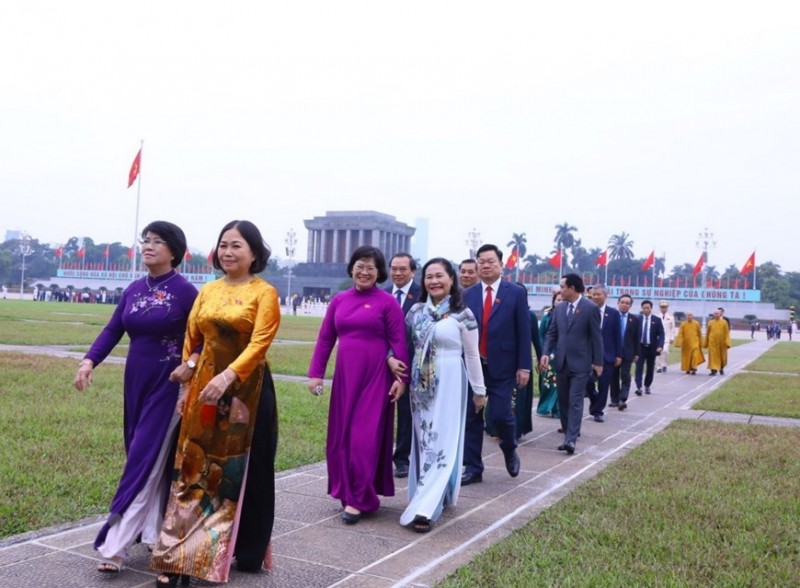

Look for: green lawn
[0,351,328,539]
[439,420,800,587]
[744,342,800,374]
[691,342,800,418]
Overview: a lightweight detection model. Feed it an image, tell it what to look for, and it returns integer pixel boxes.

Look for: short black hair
[476,243,503,262]
[618,293,633,303]
[141,220,187,268]
[390,252,417,272]
[718,307,725,312]
[641,299,653,308]
[212,220,271,274]
[562,273,585,293]
[347,246,388,283]
[459,259,477,269]
[419,257,463,310]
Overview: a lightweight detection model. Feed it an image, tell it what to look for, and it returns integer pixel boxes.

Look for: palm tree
[522,254,540,271]
[608,232,635,260]
[507,232,527,281]
[507,232,527,259]
[553,223,577,251]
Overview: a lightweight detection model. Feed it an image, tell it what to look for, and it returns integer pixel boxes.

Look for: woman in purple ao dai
[307,246,409,525]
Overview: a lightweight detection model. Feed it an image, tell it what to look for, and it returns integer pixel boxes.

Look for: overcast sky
[2,1,799,273]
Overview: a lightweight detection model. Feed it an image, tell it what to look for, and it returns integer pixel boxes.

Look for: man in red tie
[462,244,532,485]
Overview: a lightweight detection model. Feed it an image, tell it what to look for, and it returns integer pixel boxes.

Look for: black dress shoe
[557,444,568,451]
[394,464,409,478]
[619,401,627,411]
[645,387,651,395]
[564,442,575,455]
[505,451,520,477]
[593,415,604,423]
[719,368,725,375]
[608,402,619,408]
[342,510,361,525]
[461,471,483,485]
[710,370,717,376]
[635,389,643,396]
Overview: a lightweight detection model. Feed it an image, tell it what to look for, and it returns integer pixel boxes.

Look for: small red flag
[505,246,519,270]
[128,149,141,188]
[739,252,756,275]
[103,244,110,258]
[54,246,63,258]
[127,246,134,259]
[185,250,191,262]
[692,253,704,277]
[207,247,216,264]
[548,249,562,270]
[77,247,85,259]
[595,250,608,267]
[641,250,655,271]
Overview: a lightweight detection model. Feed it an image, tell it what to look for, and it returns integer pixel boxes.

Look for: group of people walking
[77,231,735,584]
[76,219,280,585]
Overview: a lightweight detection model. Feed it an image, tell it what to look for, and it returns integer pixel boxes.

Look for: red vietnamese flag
[103,244,110,258]
[128,149,142,188]
[77,247,85,259]
[185,250,191,262]
[595,250,608,267]
[207,247,216,264]
[739,252,756,275]
[548,249,562,270]
[127,246,135,259]
[692,253,704,277]
[641,250,655,271]
[505,246,519,270]
[54,246,63,258]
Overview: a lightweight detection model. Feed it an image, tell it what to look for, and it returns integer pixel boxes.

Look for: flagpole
[651,249,656,300]
[131,140,143,280]
[604,250,608,285]
[559,245,563,277]
[753,249,757,290]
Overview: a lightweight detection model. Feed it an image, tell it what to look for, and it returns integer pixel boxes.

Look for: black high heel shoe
[155,573,190,586]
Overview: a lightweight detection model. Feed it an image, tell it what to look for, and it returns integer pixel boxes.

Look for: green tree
[507,232,528,259]
[608,232,634,260]
[522,254,540,271]
[553,223,577,250]
[760,276,793,308]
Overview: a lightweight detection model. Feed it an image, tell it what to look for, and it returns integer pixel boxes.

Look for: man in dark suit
[540,273,603,455]
[462,244,532,484]
[611,294,640,411]
[386,252,420,478]
[587,284,622,422]
[459,259,479,289]
[634,299,665,395]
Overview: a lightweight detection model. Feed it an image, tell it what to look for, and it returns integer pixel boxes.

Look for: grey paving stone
[276,472,326,492]
[35,523,100,549]
[0,543,55,567]
[275,492,342,525]
[0,550,154,588]
[272,524,409,571]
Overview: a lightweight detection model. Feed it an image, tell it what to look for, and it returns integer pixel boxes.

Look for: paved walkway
[1,336,798,587]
